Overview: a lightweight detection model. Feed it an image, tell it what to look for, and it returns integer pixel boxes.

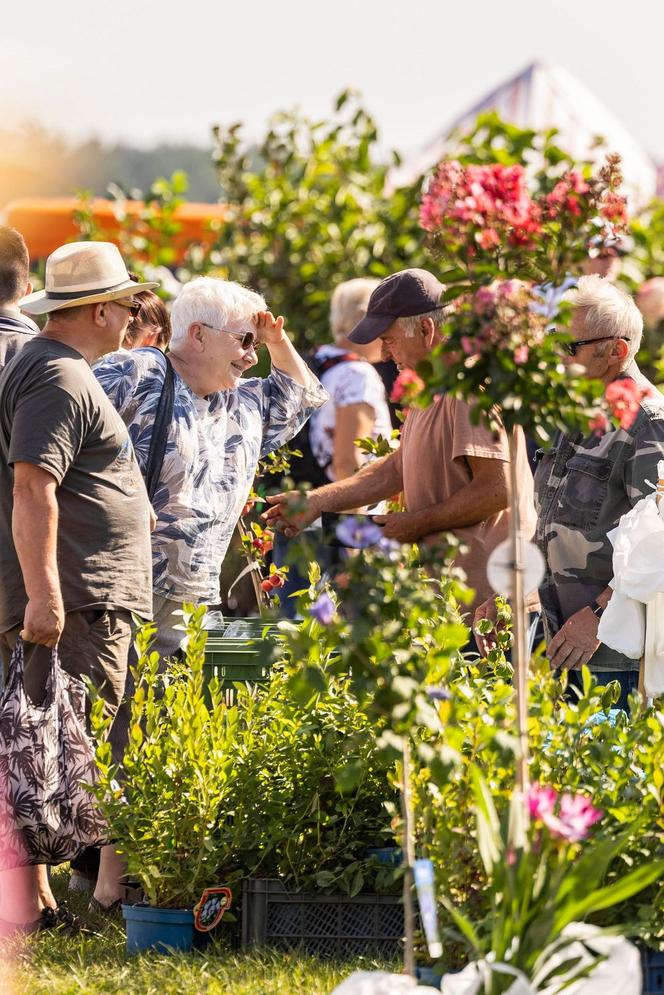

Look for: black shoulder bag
[144,350,175,502]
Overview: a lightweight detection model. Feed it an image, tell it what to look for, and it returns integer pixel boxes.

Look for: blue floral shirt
[94,349,327,604]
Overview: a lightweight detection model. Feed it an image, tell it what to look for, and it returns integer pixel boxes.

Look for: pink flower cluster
[544,171,589,219]
[527,783,602,843]
[457,281,544,367]
[605,377,652,430]
[600,191,628,226]
[420,160,542,250]
[390,368,424,405]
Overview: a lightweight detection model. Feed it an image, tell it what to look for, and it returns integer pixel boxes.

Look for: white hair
[330,278,381,341]
[398,307,446,338]
[170,277,266,347]
[566,274,643,364]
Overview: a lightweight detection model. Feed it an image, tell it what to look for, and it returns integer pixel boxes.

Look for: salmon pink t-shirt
[397,394,536,610]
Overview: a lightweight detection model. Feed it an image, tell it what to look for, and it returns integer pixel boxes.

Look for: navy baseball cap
[348,268,445,344]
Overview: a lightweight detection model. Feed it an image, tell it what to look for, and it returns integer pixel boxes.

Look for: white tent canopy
[389,62,657,208]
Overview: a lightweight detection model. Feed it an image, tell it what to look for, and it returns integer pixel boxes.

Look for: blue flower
[336,516,384,549]
[426,686,451,701]
[309,592,336,626]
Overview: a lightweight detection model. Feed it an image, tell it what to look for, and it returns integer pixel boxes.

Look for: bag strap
[144,350,175,502]
[311,350,361,377]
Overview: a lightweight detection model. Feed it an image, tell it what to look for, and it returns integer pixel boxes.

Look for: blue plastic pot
[122,903,194,954]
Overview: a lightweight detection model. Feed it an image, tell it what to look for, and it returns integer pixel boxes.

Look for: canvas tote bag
[0,639,108,868]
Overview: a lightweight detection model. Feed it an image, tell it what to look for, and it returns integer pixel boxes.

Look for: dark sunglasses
[564,336,630,357]
[200,322,258,351]
[113,299,142,318]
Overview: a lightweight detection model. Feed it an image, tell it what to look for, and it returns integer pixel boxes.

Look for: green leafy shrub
[89,604,398,906]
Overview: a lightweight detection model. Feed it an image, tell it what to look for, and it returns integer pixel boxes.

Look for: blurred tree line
[0,123,220,203]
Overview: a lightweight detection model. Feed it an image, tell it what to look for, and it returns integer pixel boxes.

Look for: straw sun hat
[20,241,158,315]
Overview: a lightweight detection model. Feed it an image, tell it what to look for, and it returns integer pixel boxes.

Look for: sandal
[0,901,88,939]
[88,896,122,916]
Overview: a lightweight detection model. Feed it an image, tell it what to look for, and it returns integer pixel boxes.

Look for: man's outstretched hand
[263,491,319,538]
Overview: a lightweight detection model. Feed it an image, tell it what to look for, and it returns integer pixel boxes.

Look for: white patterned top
[95,348,327,603]
[308,345,392,481]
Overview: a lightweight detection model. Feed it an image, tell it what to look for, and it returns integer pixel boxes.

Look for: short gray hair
[566,274,643,363]
[398,307,446,338]
[170,276,266,347]
[330,278,381,341]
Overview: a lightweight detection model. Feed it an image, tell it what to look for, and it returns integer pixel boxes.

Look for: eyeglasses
[200,322,258,351]
[564,336,630,357]
[113,299,142,318]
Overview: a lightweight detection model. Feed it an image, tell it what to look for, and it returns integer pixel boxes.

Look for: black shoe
[39,901,90,935]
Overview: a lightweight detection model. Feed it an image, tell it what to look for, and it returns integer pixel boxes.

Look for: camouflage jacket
[534,364,664,672]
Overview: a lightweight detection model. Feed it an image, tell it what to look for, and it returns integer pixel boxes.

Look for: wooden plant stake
[508,428,530,801]
[400,737,416,978]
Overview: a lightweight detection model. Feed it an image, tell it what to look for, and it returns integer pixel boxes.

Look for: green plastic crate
[203,618,281,704]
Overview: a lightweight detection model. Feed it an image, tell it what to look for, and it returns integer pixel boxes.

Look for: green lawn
[4,871,395,995]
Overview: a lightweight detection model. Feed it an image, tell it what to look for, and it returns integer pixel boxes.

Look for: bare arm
[375,455,509,543]
[332,402,376,482]
[12,462,64,646]
[264,450,403,535]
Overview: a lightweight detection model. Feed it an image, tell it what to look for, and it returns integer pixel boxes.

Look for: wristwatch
[589,599,605,619]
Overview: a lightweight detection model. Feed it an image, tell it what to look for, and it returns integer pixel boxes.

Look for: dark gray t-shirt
[0,337,153,631]
[0,309,39,373]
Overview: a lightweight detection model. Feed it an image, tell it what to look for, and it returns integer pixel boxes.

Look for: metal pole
[508,429,529,799]
[401,737,416,978]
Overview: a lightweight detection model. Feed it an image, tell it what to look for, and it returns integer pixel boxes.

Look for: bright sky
[3,0,663,158]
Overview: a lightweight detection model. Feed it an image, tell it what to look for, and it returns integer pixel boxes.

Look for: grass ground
[1,870,394,995]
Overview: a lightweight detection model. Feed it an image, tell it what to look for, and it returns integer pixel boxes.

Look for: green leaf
[555,860,664,931]
[440,896,482,953]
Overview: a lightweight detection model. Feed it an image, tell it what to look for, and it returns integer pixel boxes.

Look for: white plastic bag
[329,972,439,995]
[597,589,644,660]
[645,593,664,696]
[598,491,664,690]
[440,925,641,995]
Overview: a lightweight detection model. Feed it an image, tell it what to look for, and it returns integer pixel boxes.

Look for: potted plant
[88,605,243,953]
[436,771,664,994]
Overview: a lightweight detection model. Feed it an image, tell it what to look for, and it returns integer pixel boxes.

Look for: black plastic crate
[643,947,664,995]
[241,878,404,958]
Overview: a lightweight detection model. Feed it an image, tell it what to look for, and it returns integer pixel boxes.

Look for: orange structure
[0,197,226,262]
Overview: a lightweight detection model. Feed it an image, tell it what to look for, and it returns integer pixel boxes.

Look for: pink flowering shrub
[605,377,653,430]
[389,368,425,405]
[421,148,626,285]
[415,115,628,440]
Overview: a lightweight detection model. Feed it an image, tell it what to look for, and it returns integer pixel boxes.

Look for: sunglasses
[200,322,258,351]
[564,335,630,357]
[113,299,142,317]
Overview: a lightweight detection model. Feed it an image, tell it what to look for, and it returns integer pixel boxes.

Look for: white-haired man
[265,268,536,619]
[95,276,327,657]
[477,274,664,708]
[535,275,664,704]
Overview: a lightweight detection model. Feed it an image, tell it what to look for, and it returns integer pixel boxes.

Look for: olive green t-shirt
[0,337,153,632]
